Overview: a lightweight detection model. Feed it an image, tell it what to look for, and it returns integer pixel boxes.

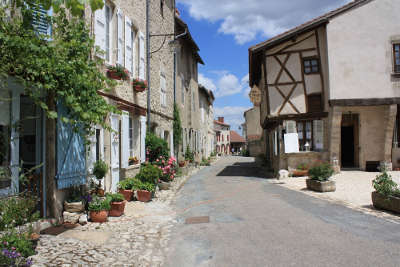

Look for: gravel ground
[276,170,400,222]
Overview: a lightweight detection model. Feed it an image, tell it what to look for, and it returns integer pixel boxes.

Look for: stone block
[63,212,81,224]
[306,179,336,192]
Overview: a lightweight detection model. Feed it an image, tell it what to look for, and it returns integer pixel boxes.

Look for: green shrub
[0,230,35,258]
[135,164,162,184]
[106,193,125,203]
[145,133,169,163]
[308,163,334,181]
[133,179,156,192]
[88,196,111,212]
[93,160,108,180]
[118,178,135,190]
[0,195,40,231]
[373,171,400,198]
[185,146,194,162]
[297,163,308,170]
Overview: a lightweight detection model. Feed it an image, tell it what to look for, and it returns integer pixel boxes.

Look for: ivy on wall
[0,2,118,136]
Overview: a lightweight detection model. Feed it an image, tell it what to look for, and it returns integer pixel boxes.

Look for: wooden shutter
[139,32,145,79]
[313,120,324,151]
[125,18,133,73]
[117,9,124,65]
[56,103,86,189]
[95,4,106,56]
[307,94,322,113]
[121,113,130,168]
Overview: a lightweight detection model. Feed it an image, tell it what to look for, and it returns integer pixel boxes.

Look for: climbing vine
[0,2,118,136]
[173,104,183,155]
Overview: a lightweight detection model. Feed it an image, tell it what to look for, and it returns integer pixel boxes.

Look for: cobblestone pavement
[30,165,207,267]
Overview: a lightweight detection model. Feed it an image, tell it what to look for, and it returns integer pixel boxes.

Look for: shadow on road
[216,160,274,179]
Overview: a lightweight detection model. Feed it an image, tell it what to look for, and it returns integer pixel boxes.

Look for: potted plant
[107,65,130,81]
[292,163,309,177]
[88,196,111,223]
[118,178,135,201]
[179,160,186,168]
[132,78,147,92]
[371,171,400,213]
[154,156,177,190]
[134,164,161,202]
[306,163,335,192]
[93,160,108,196]
[134,179,156,202]
[185,146,194,164]
[107,193,126,217]
[0,166,11,189]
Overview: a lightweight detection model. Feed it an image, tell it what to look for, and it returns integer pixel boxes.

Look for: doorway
[341,114,359,168]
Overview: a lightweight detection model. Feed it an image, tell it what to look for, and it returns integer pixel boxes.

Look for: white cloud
[214,106,251,132]
[178,0,351,44]
[199,72,249,98]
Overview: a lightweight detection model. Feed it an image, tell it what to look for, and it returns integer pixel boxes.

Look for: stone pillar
[140,116,147,163]
[382,104,397,170]
[328,106,342,172]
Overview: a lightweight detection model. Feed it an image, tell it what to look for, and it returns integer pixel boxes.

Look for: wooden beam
[275,33,316,54]
[275,55,296,83]
[267,81,303,86]
[267,48,317,57]
[330,98,400,106]
[262,112,329,129]
[315,29,326,111]
[299,52,308,112]
[273,54,290,84]
[277,84,299,115]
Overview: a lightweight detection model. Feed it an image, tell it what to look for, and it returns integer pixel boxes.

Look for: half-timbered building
[249,0,400,172]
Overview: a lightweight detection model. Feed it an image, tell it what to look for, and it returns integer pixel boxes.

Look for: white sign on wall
[284,133,300,154]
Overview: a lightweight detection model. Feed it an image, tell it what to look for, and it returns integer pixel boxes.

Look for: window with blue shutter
[31,5,52,37]
[56,102,86,189]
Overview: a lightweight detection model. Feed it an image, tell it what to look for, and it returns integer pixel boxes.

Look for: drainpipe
[42,110,47,218]
[146,0,151,129]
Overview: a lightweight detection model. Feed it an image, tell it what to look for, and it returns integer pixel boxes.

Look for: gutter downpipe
[146,0,151,129]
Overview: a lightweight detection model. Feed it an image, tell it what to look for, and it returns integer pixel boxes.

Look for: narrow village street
[165,157,400,267]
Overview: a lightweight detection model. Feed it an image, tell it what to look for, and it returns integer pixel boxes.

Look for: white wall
[327,0,400,99]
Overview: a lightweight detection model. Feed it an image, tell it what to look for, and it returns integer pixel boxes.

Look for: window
[125,18,135,75]
[31,4,52,37]
[105,5,111,62]
[303,57,319,74]
[139,32,145,79]
[160,71,167,107]
[297,121,312,151]
[307,94,322,113]
[192,89,195,111]
[160,0,164,17]
[227,135,229,142]
[222,135,224,142]
[394,44,400,73]
[181,76,185,104]
[95,129,101,161]
[117,10,123,65]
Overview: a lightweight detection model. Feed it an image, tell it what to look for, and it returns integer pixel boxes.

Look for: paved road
[165,156,400,267]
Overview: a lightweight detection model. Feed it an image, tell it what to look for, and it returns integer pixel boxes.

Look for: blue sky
[176,0,351,132]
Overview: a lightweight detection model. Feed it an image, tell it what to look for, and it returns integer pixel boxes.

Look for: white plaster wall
[327,0,400,99]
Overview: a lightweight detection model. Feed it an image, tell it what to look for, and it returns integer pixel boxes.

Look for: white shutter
[95,4,106,56]
[121,113,130,168]
[139,32,145,79]
[87,132,97,173]
[313,120,324,151]
[125,17,133,73]
[117,9,124,65]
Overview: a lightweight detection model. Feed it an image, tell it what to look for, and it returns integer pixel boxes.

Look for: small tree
[145,132,169,163]
[173,104,182,157]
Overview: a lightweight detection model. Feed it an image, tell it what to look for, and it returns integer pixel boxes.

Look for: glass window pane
[304,60,310,67]
[311,60,318,66]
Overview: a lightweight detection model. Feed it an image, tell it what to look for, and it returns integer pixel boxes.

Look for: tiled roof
[214,120,230,127]
[249,0,372,52]
[230,130,246,143]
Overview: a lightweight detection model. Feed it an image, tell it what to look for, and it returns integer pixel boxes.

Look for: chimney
[218,117,224,123]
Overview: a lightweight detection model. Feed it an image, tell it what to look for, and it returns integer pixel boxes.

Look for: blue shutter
[56,102,86,189]
[31,5,52,37]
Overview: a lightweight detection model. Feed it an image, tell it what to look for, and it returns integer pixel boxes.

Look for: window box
[132,79,148,92]
[107,65,130,81]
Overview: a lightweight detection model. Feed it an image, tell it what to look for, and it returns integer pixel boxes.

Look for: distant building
[230,130,246,154]
[244,107,264,156]
[214,117,230,155]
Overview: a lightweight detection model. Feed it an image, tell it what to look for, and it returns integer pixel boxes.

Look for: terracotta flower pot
[107,70,123,80]
[137,190,152,202]
[109,201,126,217]
[97,188,105,197]
[134,85,146,92]
[179,161,186,167]
[292,170,309,177]
[158,181,171,190]
[90,210,108,223]
[119,189,133,201]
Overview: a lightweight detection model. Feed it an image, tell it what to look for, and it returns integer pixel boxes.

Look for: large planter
[119,189,133,201]
[372,191,400,214]
[292,170,308,177]
[137,190,152,202]
[158,181,171,190]
[134,86,146,92]
[64,201,84,213]
[0,179,11,189]
[89,210,108,223]
[109,201,126,217]
[306,179,336,192]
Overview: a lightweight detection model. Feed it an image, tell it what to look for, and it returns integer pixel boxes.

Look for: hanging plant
[132,78,148,92]
[107,65,130,81]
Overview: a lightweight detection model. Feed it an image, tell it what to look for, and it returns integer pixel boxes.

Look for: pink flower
[156,159,159,162]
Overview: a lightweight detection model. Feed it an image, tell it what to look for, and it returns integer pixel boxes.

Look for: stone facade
[249,0,400,172]
[244,107,264,156]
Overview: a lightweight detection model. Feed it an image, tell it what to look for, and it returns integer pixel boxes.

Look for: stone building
[230,130,246,154]
[174,14,206,161]
[214,117,231,155]
[147,0,176,154]
[244,107,264,157]
[86,0,148,194]
[199,85,215,159]
[249,0,400,172]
